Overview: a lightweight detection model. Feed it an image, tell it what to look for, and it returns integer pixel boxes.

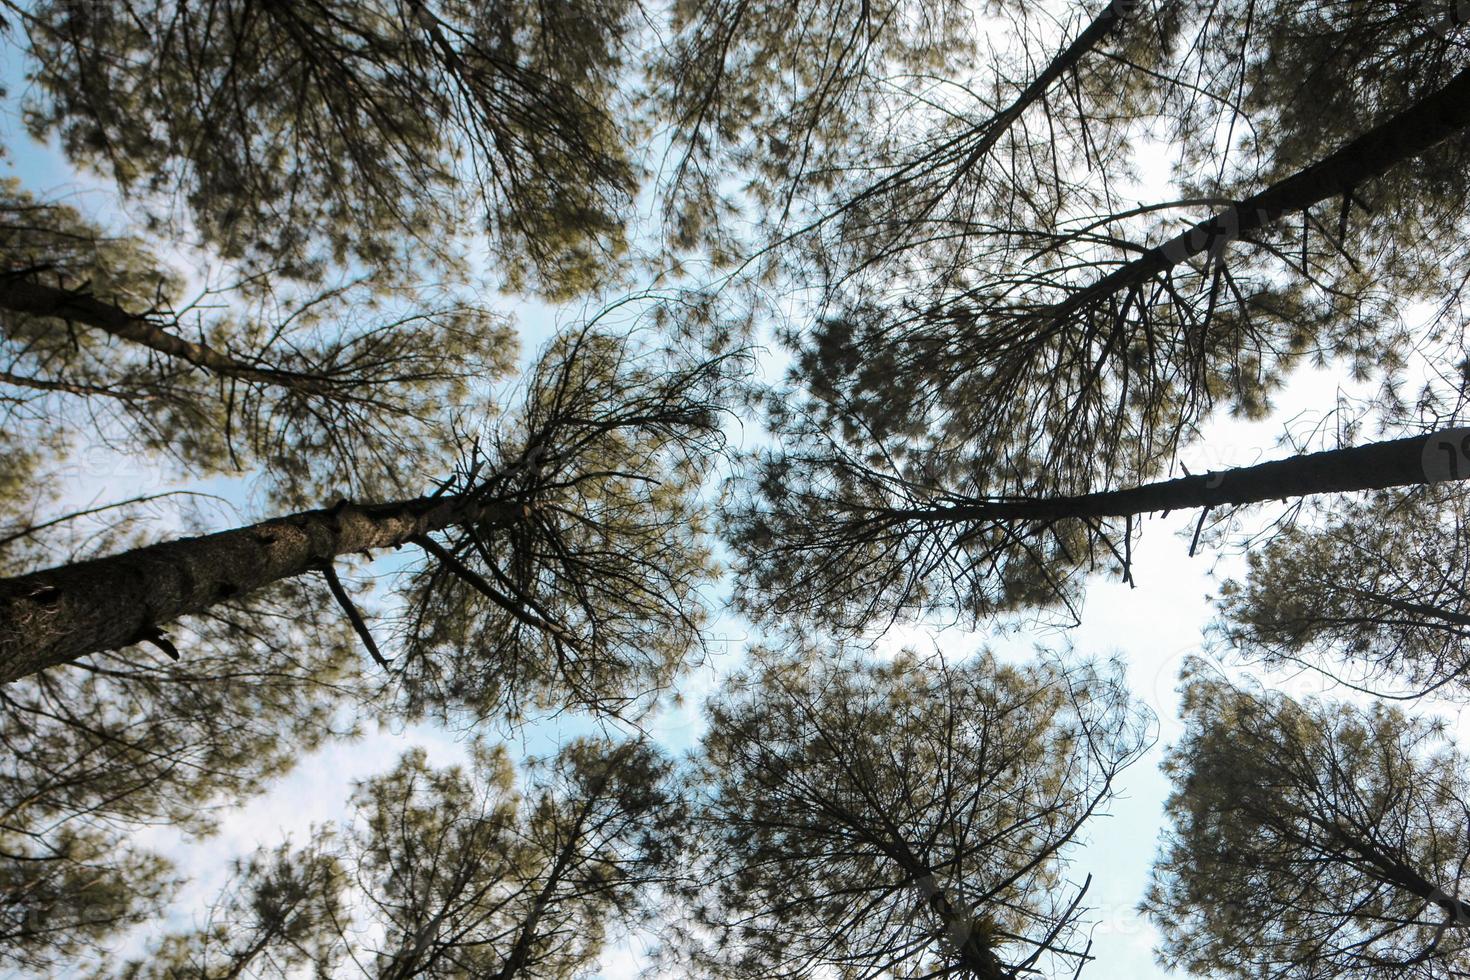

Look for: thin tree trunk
[219,921,286,980]
[883,837,1004,979]
[0,276,344,396]
[901,429,1467,525]
[1344,588,1470,631]
[0,494,516,683]
[376,864,470,980]
[816,0,1132,233]
[488,756,627,980]
[958,0,1135,170]
[1041,64,1470,326]
[489,817,585,980]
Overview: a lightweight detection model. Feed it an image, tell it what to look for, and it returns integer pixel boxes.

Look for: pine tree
[107,737,686,979]
[740,3,1470,638]
[683,645,1150,978]
[12,0,644,297]
[1217,484,1470,699]
[0,181,517,507]
[734,426,1470,629]
[1145,663,1470,977]
[0,331,733,727]
[776,1,1470,494]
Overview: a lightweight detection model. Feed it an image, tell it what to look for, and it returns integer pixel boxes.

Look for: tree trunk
[1043,64,1470,326]
[885,839,1005,980]
[809,0,1130,235]
[490,761,621,980]
[1345,588,1470,631]
[907,428,1469,525]
[1317,822,1470,927]
[915,873,1005,979]
[0,494,516,683]
[0,276,343,396]
[957,0,1134,170]
[1380,859,1470,927]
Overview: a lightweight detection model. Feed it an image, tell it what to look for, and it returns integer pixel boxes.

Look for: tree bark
[884,838,1005,979]
[1040,64,1470,326]
[0,276,344,396]
[903,429,1468,526]
[916,874,1005,979]
[0,494,516,684]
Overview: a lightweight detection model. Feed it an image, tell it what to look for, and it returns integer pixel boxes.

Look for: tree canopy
[11,0,644,297]
[1217,485,1470,699]
[1146,663,1470,977]
[0,179,518,507]
[682,645,1151,978]
[731,0,1470,632]
[3,0,1470,975]
[107,736,685,979]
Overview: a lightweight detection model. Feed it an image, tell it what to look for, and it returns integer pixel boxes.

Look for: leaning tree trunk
[956,0,1135,170]
[1038,63,1470,327]
[906,428,1470,525]
[1319,825,1470,927]
[0,494,517,684]
[0,276,346,397]
[831,0,1131,226]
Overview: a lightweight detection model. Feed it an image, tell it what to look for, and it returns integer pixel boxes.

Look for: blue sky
[4,19,1469,980]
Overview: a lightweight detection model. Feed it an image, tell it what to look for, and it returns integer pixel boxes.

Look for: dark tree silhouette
[734,425,1470,630]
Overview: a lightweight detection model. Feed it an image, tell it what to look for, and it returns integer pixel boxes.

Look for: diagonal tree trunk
[1031,64,1470,329]
[0,493,518,684]
[974,0,1137,155]
[895,428,1470,526]
[487,791,601,980]
[1341,840,1470,927]
[0,276,348,397]
[947,0,1139,177]
[803,0,1138,238]
[1342,587,1470,632]
[1296,815,1470,927]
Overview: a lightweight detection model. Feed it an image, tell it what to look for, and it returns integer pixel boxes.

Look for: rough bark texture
[0,494,515,683]
[917,429,1468,525]
[1046,63,1470,325]
[0,276,341,394]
